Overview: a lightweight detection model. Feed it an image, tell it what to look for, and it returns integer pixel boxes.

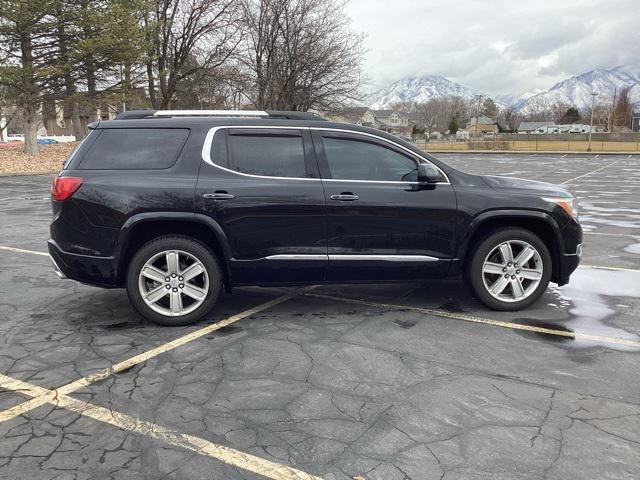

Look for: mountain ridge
[366,66,640,112]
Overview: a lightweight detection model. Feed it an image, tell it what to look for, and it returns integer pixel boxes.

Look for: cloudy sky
[346,0,640,96]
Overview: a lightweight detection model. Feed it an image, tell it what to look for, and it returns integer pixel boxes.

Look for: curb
[422,150,640,155]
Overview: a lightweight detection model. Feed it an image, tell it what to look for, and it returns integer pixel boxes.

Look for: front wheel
[126,235,222,326]
[467,228,551,311]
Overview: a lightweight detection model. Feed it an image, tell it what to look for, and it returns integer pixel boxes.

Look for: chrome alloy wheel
[481,240,543,303]
[137,250,209,316]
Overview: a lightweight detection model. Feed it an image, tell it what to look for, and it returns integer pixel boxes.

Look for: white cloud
[346,0,639,95]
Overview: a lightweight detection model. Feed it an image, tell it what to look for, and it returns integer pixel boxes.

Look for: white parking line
[561,160,620,184]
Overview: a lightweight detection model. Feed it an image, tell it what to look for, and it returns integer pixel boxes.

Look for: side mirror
[417,163,442,183]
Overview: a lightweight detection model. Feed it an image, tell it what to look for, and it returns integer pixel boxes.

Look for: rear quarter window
[79,128,189,170]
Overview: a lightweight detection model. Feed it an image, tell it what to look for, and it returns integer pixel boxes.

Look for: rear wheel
[468,228,551,311]
[126,235,222,326]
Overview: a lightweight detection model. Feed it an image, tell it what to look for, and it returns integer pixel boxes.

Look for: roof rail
[113,109,325,121]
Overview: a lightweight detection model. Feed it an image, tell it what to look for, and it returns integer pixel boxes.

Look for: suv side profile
[49,110,582,326]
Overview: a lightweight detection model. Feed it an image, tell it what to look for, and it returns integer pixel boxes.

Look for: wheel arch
[458,210,563,284]
[115,212,233,291]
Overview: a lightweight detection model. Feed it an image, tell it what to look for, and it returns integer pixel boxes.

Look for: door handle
[330,193,359,201]
[203,192,234,200]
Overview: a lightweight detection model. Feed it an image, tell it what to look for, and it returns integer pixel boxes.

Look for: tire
[126,235,222,326]
[467,228,551,311]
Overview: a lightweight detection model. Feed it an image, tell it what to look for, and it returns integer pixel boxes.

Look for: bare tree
[239,0,365,111]
[522,96,552,121]
[549,101,570,123]
[145,0,240,109]
[612,86,634,130]
[415,99,440,136]
[498,106,521,132]
[389,100,416,113]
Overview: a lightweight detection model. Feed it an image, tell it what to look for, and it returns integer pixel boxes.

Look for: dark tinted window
[323,137,417,181]
[80,128,189,169]
[227,132,306,178]
[63,129,97,169]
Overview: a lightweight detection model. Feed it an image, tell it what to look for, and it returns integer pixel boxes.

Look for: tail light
[51,176,83,201]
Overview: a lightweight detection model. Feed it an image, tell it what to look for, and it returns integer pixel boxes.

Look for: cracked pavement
[1,153,639,479]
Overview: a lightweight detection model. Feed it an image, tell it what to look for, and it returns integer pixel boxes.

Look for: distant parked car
[38,138,58,145]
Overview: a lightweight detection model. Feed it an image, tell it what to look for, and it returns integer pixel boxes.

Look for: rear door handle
[203,192,234,200]
[330,193,359,201]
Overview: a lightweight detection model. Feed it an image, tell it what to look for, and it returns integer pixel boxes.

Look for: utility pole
[608,87,617,132]
[474,95,482,137]
[587,92,597,152]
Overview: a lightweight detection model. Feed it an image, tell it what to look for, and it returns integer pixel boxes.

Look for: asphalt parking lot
[1,153,639,480]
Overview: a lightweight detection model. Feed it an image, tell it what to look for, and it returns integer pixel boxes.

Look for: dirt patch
[0,143,76,175]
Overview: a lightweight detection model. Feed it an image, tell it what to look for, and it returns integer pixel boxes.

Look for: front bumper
[556,243,581,286]
[48,239,121,288]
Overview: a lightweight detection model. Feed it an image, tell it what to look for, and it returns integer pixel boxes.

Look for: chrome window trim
[310,127,450,184]
[261,254,439,262]
[201,125,318,181]
[201,125,451,184]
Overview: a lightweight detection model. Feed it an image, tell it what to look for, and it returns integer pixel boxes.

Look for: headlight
[543,197,578,219]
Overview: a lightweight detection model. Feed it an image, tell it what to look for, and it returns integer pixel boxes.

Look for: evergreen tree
[448,117,459,134]
[560,107,581,124]
[0,0,58,154]
[481,97,497,119]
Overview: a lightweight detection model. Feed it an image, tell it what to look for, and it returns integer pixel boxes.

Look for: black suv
[49,110,582,326]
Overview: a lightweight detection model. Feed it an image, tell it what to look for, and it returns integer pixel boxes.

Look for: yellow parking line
[304,292,640,348]
[0,294,293,423]
[581,264,640,273]
[0,374,321,480]
[0,245,49,257]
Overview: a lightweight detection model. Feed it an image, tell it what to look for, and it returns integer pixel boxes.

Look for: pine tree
[560,107,580,124]
[448,117,459,134]
[481,98,497,119]
[0,0,58,154]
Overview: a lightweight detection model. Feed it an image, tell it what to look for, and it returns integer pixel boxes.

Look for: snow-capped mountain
[366,75,481,109]
[515,67,640,113]
[365,66,640,112]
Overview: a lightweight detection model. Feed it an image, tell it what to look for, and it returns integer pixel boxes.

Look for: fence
[415,139,640,153]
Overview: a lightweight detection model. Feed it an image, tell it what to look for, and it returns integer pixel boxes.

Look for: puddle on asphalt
[545,268,640,351]
[393,319,416,329]
[623,241,640,254]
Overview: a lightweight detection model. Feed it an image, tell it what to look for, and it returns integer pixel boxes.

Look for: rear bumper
[48,239,121,288]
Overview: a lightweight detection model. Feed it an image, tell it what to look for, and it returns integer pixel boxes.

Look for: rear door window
[80,128,189,169]
[226,130,307,178]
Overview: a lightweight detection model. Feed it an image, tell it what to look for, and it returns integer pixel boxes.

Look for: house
[517,121,555,134]
[368,110,415,138]
[324,107,415,138]
[466,115,498,136]
[633,111,640,132]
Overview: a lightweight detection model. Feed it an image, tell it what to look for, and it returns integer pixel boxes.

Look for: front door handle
[330,193,359,201]
[203,191,234,200]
